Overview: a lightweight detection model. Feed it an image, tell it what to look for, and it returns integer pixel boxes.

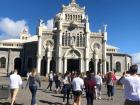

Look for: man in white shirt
[119,64,140,105]
[95,72,102,99]
[72,71,84,105]
[9,69,22,105]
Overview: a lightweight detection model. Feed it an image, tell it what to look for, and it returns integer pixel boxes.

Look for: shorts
[73,90,82,97]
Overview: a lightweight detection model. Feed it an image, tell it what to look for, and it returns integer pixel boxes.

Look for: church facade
[0,0,131,76]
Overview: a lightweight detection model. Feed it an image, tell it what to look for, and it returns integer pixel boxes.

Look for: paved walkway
[0,77,125,105]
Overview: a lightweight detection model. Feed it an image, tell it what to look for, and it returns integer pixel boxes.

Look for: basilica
[0,0,131,76]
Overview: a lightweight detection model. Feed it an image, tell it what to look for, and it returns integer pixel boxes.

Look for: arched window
[77,35,80,46]
[65,34,68,46]
[14,58,22,73]
[68,34,71,46]
[116,62,121,72]
[0,57,6,68]
[70,14,72,20]
[65,14,67,20]
[80,34,82,47]
[83,35,85,46]
[106,62,109,72]
[68,14,70,20]
[89,60,94,72]
[98,60,101,73]
[50,58,56,73]
[62,34,65,46]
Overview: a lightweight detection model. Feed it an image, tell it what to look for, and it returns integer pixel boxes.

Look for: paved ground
[0,77,125,105]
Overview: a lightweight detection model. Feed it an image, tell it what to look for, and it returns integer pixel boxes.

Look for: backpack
[85,78,96,93]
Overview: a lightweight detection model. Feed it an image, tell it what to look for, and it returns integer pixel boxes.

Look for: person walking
[106,71,116,100]
[54,73,62,93]
[26,68,41,105]
[84,71,96,105]
[9,69,23,105]
[46,71,54,91]
[95,72,102,100]
[61,72,71,105]
[118,64,140,105]
[72,71,84,105]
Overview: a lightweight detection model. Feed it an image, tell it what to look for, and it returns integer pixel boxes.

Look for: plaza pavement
[0,77,125,105]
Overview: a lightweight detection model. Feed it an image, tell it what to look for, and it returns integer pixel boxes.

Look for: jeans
[86,92,94,105]
[62,84,71,104]
[29,86,37,105]
[107,85,114,97]
[47,80,53,91]
[95,84,101,98]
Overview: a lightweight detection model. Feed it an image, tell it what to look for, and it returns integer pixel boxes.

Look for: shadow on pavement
[51,94,63,98]
[39,100,62,105]
[42,90,52,93]
[0,102,23,105]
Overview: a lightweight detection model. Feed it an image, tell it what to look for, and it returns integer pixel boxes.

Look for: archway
[65,49,81,73]
[14,58,22,74]
[89,60,95,72]
[41,57,47,76]
[106,62,109,72]
[116,62,121,72]
[0,57,6,68]
[97,59,101,73]
[50,58,56,73]
[67,59,80,72]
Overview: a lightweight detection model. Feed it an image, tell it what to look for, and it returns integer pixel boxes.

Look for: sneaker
[62,102,65,105]
[98,97,102,100]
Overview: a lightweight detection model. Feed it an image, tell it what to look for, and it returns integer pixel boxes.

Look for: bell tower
[53,0,91,73]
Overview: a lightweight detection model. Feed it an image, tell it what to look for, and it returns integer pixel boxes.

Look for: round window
[93,43,100,49]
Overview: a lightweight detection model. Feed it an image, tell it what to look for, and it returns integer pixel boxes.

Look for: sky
[0,0,140,69]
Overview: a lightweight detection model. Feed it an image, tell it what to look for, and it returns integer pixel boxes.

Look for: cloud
[46,19,53,29]
[132,53,140,64]
[0,17,28,39]
[132,52,140,72]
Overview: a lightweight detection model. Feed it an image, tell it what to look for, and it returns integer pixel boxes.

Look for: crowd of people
[8,64,140,105]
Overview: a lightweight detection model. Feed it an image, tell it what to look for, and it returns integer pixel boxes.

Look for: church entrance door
[67,59,80,72]
[14,58,22,75]
[41,57,46,76]
[89,60,95,73]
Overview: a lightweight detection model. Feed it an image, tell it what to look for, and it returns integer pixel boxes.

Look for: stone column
[56,57,62,73]
[46,45,52,75]
[80,58,83,73]
[125,56,127,71]
[7,48,11,75]
[94,54,98,75]
[111,54,114,71]
[64,57,67,73]
[100,62,102,73]
[103,25,107,74]
[85,30,90,72]
[37,35,42,74]
[46,58,51,75]
[37,26,42,74]
[85,58,89,71]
